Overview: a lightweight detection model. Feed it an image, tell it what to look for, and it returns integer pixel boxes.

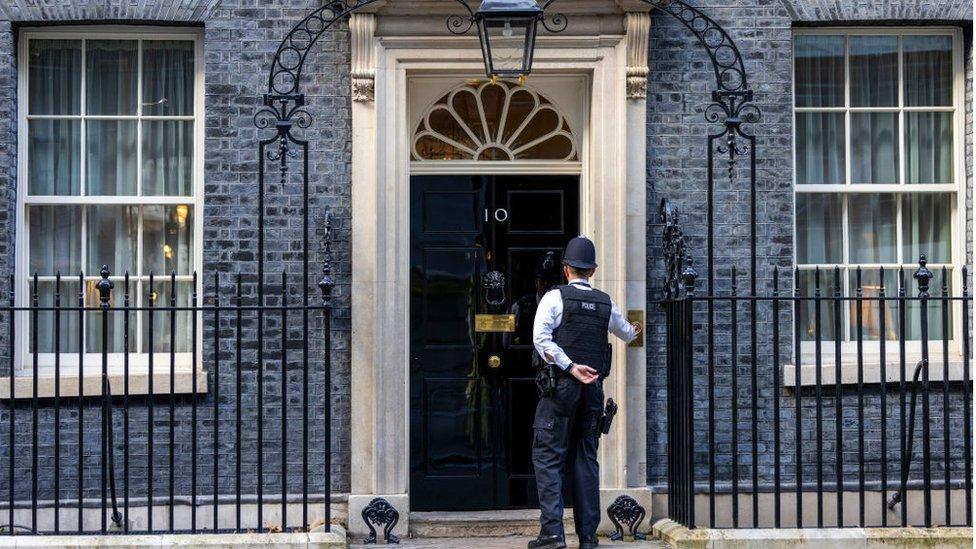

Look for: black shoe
[579,536,599,549]
[527,534,567,549]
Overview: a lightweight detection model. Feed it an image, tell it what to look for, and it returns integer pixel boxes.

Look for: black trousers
[532,370,603,539]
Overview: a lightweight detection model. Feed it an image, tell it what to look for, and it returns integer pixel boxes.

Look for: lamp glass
[478,16,538,78]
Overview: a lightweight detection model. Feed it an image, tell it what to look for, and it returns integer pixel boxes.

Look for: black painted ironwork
[446,0,570,36]
[257,0,758,296]
[607,495,647,541]
[252,0,758,535]
[660,199,687,301]
[886,360,925,512]
[660,201,973,529]
[482,270,507,310]
[1,0,897,538]
[95,268,124,530]
[2,259,336,535]
[361,497,400,545]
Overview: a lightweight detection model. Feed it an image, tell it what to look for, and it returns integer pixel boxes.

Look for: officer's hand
[570,364,599,384]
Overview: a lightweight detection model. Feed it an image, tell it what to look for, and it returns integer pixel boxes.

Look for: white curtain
[796,194,842,264]
[849,35,898,107]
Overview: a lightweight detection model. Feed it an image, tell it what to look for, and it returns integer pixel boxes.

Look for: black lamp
[474,0,544,80]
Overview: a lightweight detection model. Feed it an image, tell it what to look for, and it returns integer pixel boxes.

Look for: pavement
[349,536,668,548]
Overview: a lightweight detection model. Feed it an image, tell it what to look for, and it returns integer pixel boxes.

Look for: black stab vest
[552,284,612,373]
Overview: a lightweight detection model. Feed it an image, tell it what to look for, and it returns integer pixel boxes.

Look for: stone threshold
[409,509,574,538]
[0,527,346,549]
[652,518,973,548]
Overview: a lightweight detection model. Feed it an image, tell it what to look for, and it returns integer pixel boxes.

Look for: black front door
[409,174,580,511]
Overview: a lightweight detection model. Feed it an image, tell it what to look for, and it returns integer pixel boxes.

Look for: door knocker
[482,270,507,312]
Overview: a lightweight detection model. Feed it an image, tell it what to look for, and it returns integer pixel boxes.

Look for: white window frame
[792,27,967,368]
[13,26,205,380]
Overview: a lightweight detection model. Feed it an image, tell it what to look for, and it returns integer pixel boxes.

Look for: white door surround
[348,6,651,538]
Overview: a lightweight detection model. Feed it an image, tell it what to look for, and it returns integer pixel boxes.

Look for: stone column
[596,10,652,532]
[348,10,410,541]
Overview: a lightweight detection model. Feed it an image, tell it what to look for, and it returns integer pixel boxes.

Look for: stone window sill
[783,358,969,388]
[0,370,209,400]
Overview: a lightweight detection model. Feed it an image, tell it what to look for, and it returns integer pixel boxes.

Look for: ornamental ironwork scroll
[660,199,687,301]
[255,1,759,531]
[256,0,759,276]
[607,494,647,541]
[361,497,401,544]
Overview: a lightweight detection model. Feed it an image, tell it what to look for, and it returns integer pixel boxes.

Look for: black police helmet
[562,236,597,270]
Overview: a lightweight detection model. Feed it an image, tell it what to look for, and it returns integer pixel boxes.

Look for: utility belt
[533,345,616,436]
[533,343,612,397]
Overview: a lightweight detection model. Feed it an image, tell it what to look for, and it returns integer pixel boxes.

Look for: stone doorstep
[409,509,575,538]
[0,527,347,549]
[651,519,974,548]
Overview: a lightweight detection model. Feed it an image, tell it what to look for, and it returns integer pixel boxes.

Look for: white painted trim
[409,160,583,175]
[410,81,580,162]
[791,26,970,366]
[349,28,642,523]
[783,359,969,387]
[795,184,957,193]
[14,27,206,379]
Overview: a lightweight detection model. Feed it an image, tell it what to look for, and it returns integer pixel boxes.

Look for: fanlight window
[413,81,578,161]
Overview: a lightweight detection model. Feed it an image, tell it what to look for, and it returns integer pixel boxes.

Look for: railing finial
[97,266,114,308]
[914,255,933,298]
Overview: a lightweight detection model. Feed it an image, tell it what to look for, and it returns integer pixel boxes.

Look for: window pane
[796,193,843,264]
[851,112,898,184]
[848,194,896,263]
[28,206,81,275]
[142,280,192,353]
[902,194,952,264]
[28,119,80,195]
[143,205,194,276]
[904,35,953,107]
[848,268,899,341]
[85,277,132,353]
[86,40,137,115]
[28,39,81,115]
[142,120,193,195]
[31,280,80,354]
[795,35,845,107]
[87,205,138,275]
[850,35,897,107]
[87,121,137,196]
[906,112,953,184]
[795,112,845,185]
[798,269,839,341]
[483,18,531,75]
[142,40,194,115]
[905,267,952,340]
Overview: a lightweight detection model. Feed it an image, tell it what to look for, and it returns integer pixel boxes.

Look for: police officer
[529,236,639,549]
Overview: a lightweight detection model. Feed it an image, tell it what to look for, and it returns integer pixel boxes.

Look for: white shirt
[532,278,637,371]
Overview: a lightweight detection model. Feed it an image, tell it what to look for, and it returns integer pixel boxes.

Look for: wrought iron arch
[250,0,761,533]
[254,0,762,294]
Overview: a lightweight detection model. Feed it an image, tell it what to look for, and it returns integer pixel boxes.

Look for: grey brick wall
[0,0,971,521]
[0,18,14,373]
[645,0,973,498]
[0,0,353,505]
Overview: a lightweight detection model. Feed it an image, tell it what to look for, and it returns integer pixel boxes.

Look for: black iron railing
[662,216,972,529]
[0,259,335,536]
